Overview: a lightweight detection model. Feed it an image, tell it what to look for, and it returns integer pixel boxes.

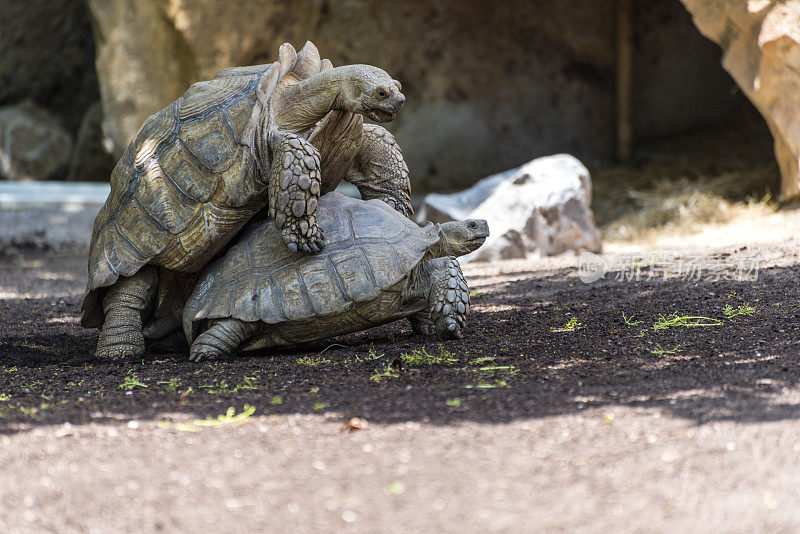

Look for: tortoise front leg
[268,132,324,253]
[426,257,470,339]
[346,124,413,217]
[95,265,157,359]
[189,318,260,362]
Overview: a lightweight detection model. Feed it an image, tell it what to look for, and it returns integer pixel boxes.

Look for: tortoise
[182,193,489,361]
[81,41,409,359]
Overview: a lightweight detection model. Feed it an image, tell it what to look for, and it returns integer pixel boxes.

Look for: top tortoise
[82,41,410,359]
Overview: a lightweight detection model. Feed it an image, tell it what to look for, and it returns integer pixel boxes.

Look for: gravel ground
[2,230,800,532]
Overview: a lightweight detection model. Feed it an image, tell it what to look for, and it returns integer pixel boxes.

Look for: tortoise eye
[376,87,388,99]
[468,221,477,229]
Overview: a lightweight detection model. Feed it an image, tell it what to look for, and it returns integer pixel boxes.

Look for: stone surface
[421,155,601,262]
[680,0,800,200]
[0,0,99,135]
[66,102,116,181]
[85,0,746,190]
[0,182,107,252]
[0,102,73,181]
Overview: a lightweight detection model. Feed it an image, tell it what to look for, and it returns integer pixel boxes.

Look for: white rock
[420,154,602,262]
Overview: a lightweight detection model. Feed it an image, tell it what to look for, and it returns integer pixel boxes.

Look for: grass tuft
[722,303,756,318]
[401,347,457,366]
[652,314,722,331]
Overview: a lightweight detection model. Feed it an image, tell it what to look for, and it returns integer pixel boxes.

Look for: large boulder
[420,155,602,262]
[0,102,73,181]
[0,0,99,135]
[680,0,800,200]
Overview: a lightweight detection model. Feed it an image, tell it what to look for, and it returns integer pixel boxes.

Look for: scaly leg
[408,311,434,336]
[189,318,261,362]
[143,270,196,340]
[95,266,157,359]
[346,124,413,217]
[426,257,470,339]
[268,132,324,253]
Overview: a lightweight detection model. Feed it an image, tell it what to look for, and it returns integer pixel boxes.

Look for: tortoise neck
[272,67,354,133]
[404,260,435,302]
[421,239,454,262]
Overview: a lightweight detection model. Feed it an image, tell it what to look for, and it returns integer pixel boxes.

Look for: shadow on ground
[1,252,800,434]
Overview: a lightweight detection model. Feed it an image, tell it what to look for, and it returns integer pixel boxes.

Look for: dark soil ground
[2,244,800,532]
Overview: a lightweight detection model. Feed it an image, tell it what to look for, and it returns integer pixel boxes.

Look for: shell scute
[132,162,201,235]
[178,76,255,122]
[113,197,170,257]
[132,102,179,170]
[223,93,257,141]
[178,111,237,174]
[270,267,313,321]
[158,140,217,202]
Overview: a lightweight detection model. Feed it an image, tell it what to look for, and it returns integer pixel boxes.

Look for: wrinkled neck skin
[421,239,455,263]
[272,66,358,133]
[403,260,436,302]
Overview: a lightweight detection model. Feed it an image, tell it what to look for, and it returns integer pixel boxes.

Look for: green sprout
[119,371,148,390]
[445,398,462,407]
[722,304,756,318]
[370,366,399,383]
[160,405,256,432]
[650,344,682,356]
[652,314,721,331]
[158,378,181,392]
[551,317,581,332]
[622,312,643,326]
[296,356,331,367]
[401,346,457,366]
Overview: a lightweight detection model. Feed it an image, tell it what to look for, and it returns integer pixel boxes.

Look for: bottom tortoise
[183,192,489,360]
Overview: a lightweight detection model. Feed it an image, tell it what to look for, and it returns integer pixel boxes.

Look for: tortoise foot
[430,258,469,340]
[189,347,221,362]
[281,223,325,254]
[189,318,256,361]
[95,336,145,360]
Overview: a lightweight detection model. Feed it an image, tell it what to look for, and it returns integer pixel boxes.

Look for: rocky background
[0,0,788,196]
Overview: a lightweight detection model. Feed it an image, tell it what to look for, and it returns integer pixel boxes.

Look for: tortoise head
[429,219,490,258]
[337,65,405,122]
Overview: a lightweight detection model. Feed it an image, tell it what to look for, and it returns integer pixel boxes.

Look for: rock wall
[86,0,756,192]
[0,0,99,136]
[86,0,619,192]
[0,0,769,189]
[0,0,110,180]
[680,0,800,200]
[635,1,753,139]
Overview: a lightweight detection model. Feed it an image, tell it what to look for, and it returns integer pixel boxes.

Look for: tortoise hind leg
[189,319,260,362]
[426,257,470,339]
[95,265,157,359]
[408,312,434,336]
[143,270,197,340]
[268,132,324,253]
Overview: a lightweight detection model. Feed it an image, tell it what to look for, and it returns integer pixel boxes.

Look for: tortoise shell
[183,193,439,341]
[82,42,326,328]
